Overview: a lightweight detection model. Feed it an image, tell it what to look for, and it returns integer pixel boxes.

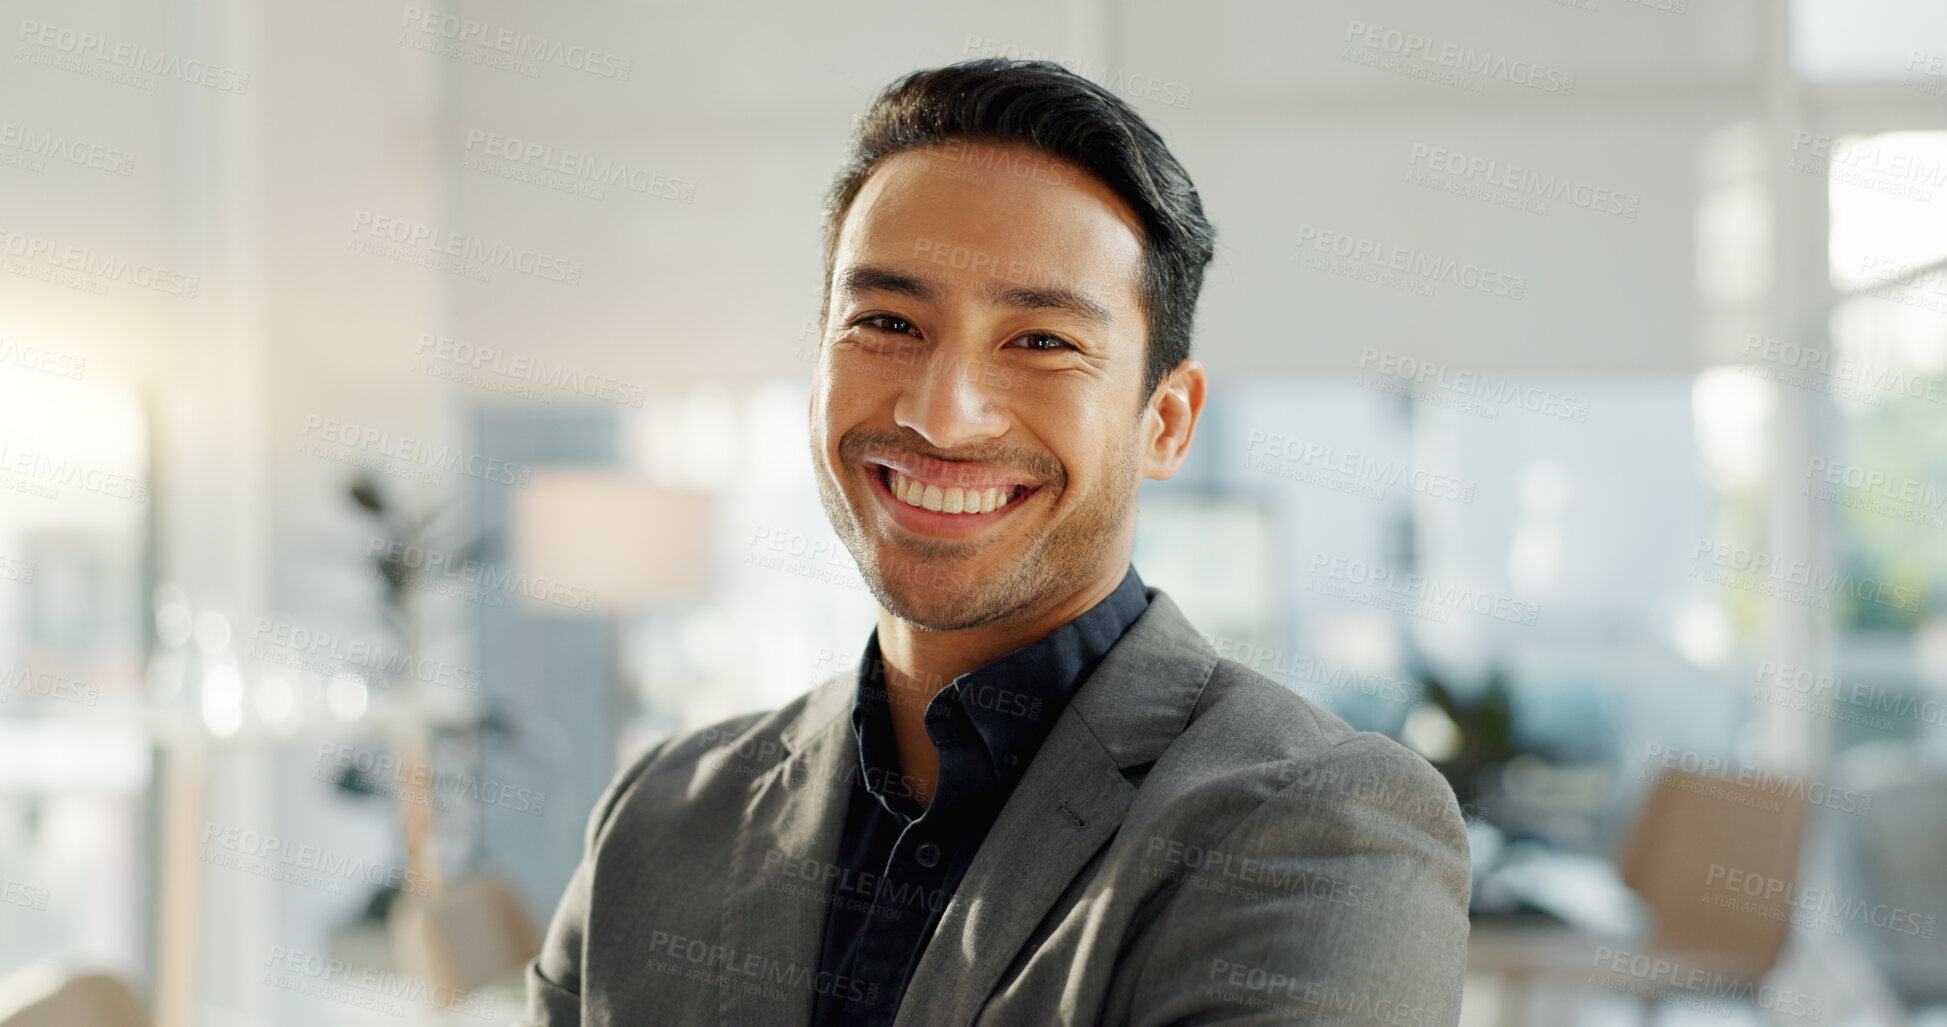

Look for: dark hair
[821,58,1216,405]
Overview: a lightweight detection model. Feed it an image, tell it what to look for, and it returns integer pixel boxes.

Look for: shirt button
[915,842,942,868]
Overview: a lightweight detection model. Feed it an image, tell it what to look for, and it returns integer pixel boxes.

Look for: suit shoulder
[586,677,846,847]
[1188,655,1377,756]
[1165,656,1464,839]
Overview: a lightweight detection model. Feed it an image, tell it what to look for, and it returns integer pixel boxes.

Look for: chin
[856,545,979,628]
[870,577,1020,633]
[861,529,1066,632]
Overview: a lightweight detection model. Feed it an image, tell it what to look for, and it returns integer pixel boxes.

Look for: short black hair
[821,58,1216,406]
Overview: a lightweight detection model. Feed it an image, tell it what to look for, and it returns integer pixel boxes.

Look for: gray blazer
[520,588,1472,1026]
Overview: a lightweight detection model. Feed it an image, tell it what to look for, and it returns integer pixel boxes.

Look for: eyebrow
[835,263,1114,331]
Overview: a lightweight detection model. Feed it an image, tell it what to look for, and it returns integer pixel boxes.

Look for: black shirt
[808,565,1151,1027]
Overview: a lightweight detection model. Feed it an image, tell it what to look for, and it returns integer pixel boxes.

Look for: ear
[1139,358,1206,482]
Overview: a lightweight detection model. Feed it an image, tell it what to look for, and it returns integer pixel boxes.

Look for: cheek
[822,352,903,418]
[1023,407,1097,486]
[1011,374,1134,486]
[813,369,861,445]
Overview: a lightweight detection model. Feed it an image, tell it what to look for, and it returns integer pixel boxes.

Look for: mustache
[838,426,1064,490]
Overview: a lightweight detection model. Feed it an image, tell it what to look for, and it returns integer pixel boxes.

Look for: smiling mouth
[870,463,1037,515]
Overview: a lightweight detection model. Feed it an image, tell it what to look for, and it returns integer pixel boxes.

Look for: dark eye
[855,314,918,337]
[1016,332,1076,352]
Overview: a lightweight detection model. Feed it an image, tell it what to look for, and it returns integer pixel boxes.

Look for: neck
[870,557,1128,810]
[875,560,1126,701]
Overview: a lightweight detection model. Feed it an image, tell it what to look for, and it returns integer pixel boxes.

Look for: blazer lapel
[893,589,1219,1027]
[716,671,858,1027]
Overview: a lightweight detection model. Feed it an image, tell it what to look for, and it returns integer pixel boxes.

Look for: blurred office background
[2,0,1945,1023]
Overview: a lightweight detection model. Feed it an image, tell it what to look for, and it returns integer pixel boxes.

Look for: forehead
[833,141,1147,312]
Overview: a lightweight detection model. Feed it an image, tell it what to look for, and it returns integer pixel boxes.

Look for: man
[522,58,1470,1027]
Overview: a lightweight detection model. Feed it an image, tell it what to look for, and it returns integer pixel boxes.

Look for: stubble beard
[813,432,1139,633]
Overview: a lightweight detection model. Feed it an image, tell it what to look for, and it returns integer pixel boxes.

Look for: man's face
[809,140,1155,632]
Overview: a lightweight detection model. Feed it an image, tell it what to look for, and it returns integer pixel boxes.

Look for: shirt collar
[851,564,1150,803]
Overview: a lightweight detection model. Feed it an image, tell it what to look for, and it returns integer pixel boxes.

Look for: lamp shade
[511,470,712,613]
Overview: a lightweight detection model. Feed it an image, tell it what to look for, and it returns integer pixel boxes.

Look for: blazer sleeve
[1120,743,1473,1027]
[516,735,674,1027]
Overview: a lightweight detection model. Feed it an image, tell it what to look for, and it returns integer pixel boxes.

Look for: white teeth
[887,470,1018,515]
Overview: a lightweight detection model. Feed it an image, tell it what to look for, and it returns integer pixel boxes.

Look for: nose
[892,342,1008,450]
